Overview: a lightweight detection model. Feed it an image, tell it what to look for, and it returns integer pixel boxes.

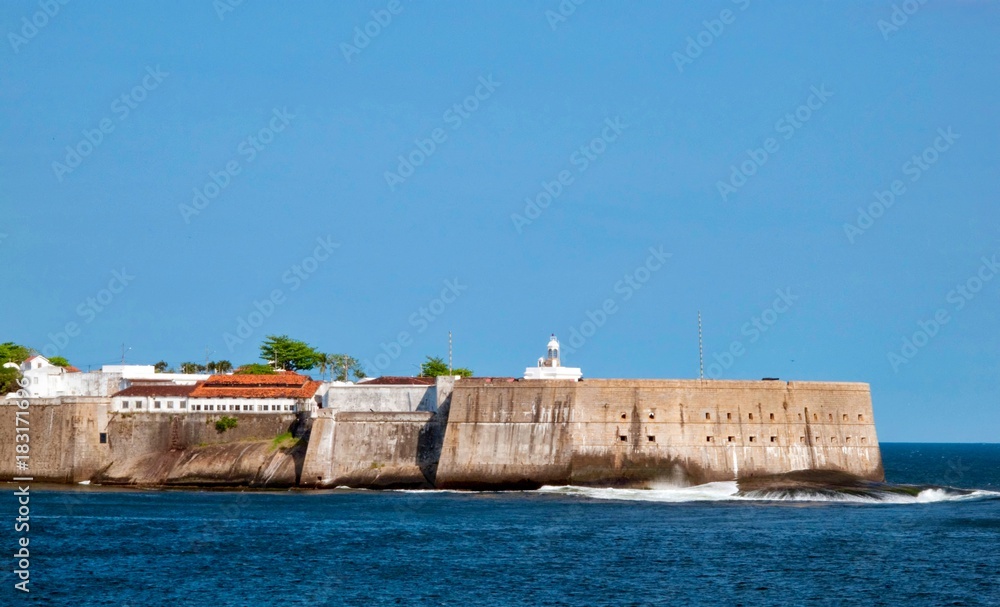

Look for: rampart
[434,379,883,489]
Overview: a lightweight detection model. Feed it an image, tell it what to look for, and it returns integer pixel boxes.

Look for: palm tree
[215,360,233,374]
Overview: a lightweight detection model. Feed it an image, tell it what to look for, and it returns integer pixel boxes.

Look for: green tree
[0,367,21,394]
[206,361,217,373]
[179,362,199,374]
[48,356,71,367]
[330,354,366,381]
[0,342,31,365]
[215,360,233,374]
[154,360,169,373]
[419,356,473,378]
[235,363,277,375]
[260,335,322,371]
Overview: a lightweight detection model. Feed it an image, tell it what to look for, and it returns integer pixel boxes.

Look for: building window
[858,414,864,421]
[706,436,713,442]
[861,437,867,444]
[846,437,852,443]
[167,402,174,409]
[831,437,837,443]
[99,433,107,444]
[800,437,806,443]
[647,435,655,443]
[843,414,848,421]
[769,413,775,420]
[136,401,142,409]
[154,401,162,409]
[619,435,627,442]
[180,402,187,409]
[122,401,128,409]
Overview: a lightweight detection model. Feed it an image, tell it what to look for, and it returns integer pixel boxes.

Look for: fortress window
[813,414,818,421]
[861,437,867,444]
[649,412,655,419]
[706,436,714,442]
[621,413,627,420]
[749,436,756,443]
[798,413,802,421]
[846,437,852,443]
[705,412,711,420]
[727,413,732,420]
[99,433,107,444]
[769,413,775,421]
[815,436,820,442]
[831,437,837,443]
[620,435,627,442]
[858,414,864,421]
[800,437,805,443]
[843,414,848,421]
[829,414,833,422]
[727,436,735,442]
[770,436,777,443]
[749,413,754,420]
[647,435,656,443]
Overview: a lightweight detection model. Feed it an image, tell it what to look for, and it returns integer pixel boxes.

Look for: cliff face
[434,379,884,489]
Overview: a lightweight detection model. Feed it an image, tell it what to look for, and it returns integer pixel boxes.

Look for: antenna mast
[698,311,704,380]
[448,331,453,375]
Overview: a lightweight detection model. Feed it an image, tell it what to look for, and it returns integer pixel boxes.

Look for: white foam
[535,483,1000,505]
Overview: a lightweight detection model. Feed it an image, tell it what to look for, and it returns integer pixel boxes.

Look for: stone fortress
[0,335,882,489]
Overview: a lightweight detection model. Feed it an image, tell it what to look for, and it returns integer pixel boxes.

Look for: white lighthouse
[523,334,583,381]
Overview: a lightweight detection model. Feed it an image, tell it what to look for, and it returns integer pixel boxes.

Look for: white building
[523,334,582,381]
[12,357,209,399]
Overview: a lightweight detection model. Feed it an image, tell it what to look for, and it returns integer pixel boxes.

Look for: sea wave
[535,482,1000,504]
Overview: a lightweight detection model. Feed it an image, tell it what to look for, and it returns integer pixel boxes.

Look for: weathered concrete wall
[0,399,110,483]
[323,385,436,412]
[301,411,440,489]
[0,398,306,487]
[435,379,883,489]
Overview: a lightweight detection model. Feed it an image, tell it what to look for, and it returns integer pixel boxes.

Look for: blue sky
[1,1,998,441]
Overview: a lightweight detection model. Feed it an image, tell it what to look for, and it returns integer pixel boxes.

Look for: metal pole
[698,311,704,380]
[448,331,453,375]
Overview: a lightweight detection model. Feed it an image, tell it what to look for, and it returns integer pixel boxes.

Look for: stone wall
[435,379,883,489]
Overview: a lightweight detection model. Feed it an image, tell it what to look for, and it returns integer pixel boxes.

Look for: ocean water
[3,443,999,606]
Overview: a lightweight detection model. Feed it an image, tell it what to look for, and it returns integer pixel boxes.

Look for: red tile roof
[65,366,81,373]
[189,374,321,399]
[113,384,200,398]
[359,376,436,386]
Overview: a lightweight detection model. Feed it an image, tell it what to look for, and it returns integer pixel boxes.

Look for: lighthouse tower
[523,334,583,381]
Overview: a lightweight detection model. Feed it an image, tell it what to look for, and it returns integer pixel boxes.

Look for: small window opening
[619,435,627,442]
[798,413,802,420]
[829,414,833,422]
[749,436,756,443]
[727,436,735,442]
[813,414,818,421]
[727,413,732,420]
[705,412,711,420]
[800,436,806,443]
[831,437,837,443]
[858,414,863,421]
[648,412,654,419]
[769,413,775,421]
[749,413,754,420]
[861,437,867,444]
[846,437,852,443]
[621,413,627,420]
[770,436,777,443]
[706,436,714,442]
[99,432,107,444]
[647,435,655,443]
[843,414,848,421]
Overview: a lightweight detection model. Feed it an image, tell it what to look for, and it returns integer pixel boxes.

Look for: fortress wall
[0,400,111,483]
[302,411,439,488]
[436,379,883,489]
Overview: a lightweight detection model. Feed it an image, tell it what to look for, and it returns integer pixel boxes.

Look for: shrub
[215,416,239,433]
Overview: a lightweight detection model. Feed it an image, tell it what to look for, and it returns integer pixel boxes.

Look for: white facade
[523,334,582,381]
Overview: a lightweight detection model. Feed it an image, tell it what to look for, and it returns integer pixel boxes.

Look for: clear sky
[2,1,998,441]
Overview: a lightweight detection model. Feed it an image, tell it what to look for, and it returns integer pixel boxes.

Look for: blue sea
[3,443,999,606]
